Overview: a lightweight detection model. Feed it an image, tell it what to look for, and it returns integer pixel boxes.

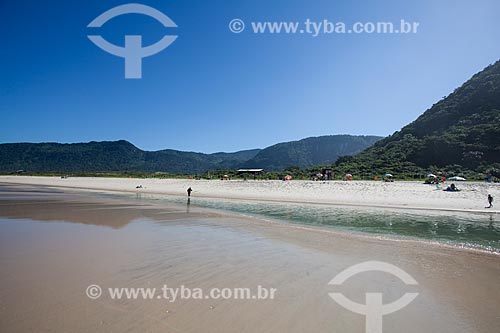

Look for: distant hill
[335,60,500,177]
[0,135,380,174]
[0,140,260,174]
[243,135,382,171]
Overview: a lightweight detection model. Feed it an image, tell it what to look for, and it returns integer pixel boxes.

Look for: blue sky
[1,0,499,152]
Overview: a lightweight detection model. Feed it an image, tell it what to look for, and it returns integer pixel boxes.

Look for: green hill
[0,140,260,174]
[243,135,382,171]
[334,60,500,178]
[0,135,380,174]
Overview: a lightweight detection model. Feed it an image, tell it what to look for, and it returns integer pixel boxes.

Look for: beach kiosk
[237,169,264,180]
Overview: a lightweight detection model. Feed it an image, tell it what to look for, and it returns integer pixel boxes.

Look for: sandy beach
[0,176,498,213]
[0,180,499,332]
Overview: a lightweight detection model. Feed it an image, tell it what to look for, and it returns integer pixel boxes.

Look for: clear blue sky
[1,0,499,152]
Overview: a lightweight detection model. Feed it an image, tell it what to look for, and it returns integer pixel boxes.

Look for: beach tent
[448,176,466,181]
[284,175,292,181]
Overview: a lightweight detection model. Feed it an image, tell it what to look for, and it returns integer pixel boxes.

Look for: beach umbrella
[384,173,393,178]
[427,174,437,178]
[448,176,466,181]
[284,175,292,181]
[345,173,352,177]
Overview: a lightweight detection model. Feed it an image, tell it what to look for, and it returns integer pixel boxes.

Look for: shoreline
[1,176,499,215]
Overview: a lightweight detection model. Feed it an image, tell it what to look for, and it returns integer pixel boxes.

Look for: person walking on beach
[187,187,193,197]
[487,194,493,208]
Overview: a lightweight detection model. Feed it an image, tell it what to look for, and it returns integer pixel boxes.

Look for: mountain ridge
[244,135,382,171]
[0,135,381,174]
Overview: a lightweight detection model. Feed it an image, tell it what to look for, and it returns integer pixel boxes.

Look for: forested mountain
[0,140,260,174]
[0,135,379,174]
[243,135,382,171]
[333,60,500,178]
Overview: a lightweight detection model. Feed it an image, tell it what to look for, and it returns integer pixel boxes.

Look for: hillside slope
[243,135,382,171]
[335,60,500,177]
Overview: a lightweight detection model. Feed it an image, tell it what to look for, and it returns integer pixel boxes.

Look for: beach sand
[0,176,499,213]
[0,182,499,332]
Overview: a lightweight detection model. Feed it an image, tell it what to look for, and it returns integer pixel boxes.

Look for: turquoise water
[118,193,500,253]
[3,182,498,252]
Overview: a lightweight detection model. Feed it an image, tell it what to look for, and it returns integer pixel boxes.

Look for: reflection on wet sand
[0,184,220,229]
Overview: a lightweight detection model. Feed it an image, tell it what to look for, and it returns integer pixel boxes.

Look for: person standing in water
[187,187,193,197]
[487,194,493,208]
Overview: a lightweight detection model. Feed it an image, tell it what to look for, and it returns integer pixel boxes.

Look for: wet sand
[0,184,499,332]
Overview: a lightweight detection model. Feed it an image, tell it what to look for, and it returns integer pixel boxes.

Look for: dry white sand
[1,176,498,213]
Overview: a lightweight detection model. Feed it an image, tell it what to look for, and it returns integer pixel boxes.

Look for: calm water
[117,193,500,253]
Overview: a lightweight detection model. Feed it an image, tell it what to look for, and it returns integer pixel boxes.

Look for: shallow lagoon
[121,193,500,253]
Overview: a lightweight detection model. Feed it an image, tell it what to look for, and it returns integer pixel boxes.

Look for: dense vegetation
[0,135,377,174]
[0,140,260,174]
